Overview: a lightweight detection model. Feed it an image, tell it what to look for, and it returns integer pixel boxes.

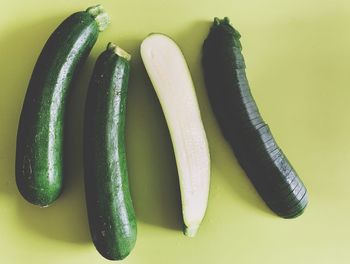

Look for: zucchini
[84,43,136,260]
[15,5,109,207]
[141,34,210,236]
[202,17,308,218]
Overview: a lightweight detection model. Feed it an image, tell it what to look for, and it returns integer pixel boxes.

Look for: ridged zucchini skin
[202,17,308,218]
[84,44,136,260]
[16,6,108,207]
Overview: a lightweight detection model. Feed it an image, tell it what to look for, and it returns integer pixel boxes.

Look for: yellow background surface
[1,0,349,263]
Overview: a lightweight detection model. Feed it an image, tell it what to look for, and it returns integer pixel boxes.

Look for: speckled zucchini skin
[16,7,106,207]
[84,44,137,260]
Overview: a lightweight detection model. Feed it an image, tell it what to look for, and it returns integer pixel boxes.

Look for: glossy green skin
[15,12,100,206]
[84,49,137,260]
[202,18,308,218]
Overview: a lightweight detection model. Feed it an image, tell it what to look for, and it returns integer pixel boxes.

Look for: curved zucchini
[15,5,109,207]
[141,34,210,236]
[84,43,136,260]
[202,17,308,218]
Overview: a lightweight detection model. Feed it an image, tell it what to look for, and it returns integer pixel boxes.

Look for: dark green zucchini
[202,17,308,218]
[84,43,137,260]
[15,5,109,207]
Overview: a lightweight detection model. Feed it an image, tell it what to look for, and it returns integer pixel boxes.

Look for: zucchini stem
[107,42,131,61]
[86,5,110,32]
[184,225,199,237]
[214,17,220,25]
